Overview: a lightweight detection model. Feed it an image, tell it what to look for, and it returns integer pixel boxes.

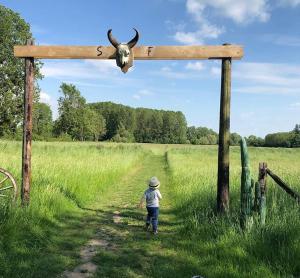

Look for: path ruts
[62,152,179,278]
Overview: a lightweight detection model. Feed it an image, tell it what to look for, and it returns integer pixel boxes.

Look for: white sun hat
[149,176,160,188]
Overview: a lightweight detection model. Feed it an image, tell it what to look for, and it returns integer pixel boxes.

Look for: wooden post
[254,181,261,212]
[258,162,267,226]
[266,168,300,204]
[21,39,34,206]
[217,45,232,213]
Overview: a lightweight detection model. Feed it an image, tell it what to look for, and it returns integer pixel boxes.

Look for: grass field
[0,140,299,277]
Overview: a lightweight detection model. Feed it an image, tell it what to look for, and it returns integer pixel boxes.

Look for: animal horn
[127,28,139,48]
[107,29,119,48]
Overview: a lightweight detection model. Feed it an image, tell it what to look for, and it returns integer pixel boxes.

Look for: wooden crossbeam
[14,45,243,60]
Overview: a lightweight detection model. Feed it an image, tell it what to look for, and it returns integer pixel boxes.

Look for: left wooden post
[217,52,232,213]
[21,39,34,206]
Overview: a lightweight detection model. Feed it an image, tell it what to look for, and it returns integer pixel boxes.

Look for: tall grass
[0,140,145,277]
[167,146,300,277]
[1,141,300,277]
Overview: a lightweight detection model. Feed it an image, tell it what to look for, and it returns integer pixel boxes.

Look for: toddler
[138,176,162,234]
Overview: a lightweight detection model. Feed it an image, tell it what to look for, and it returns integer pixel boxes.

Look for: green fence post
[240,138,253,230]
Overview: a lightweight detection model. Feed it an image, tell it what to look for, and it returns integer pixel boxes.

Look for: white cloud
[185,61,205,71]
[174,32,203,44]
[61,81,116,89]
[133,89,154,100]
[173,22,224,44]
[156,66,189,79]
[153,63,212,79]
[211,66,220,75]
[39,91,58,119]
[165,20,186,32]
[138,89,153,96]
[40,91,51,104]
[239,111,255,120]
[233,62,300,95]
[133,94,141,100]
[31,24,47,35]
[278,0,300,7]
[173,0,269,44]
[235,86,300,95]
[84,60,116,73]
[290,102,300,107]
[264,34,300,47]
[187,0,270,24]
[41,60,118,79]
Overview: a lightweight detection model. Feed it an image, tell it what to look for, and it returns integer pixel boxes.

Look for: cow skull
[107,28,139,73]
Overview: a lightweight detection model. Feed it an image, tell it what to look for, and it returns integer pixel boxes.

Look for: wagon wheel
[0,167,17,202]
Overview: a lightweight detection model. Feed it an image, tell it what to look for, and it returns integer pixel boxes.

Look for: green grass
[0,141,300,277]
[0,140,145,277]
[167,146,300,277]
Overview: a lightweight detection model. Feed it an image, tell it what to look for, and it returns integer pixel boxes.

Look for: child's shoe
[153,230,158,235]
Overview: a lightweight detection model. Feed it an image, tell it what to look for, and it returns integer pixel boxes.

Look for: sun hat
[149,176,160,188]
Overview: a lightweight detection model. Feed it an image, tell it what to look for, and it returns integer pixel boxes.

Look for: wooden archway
[14,38,243,212]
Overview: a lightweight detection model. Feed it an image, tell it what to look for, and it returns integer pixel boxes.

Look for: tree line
[53,83,187,144]
[2,81,300,148]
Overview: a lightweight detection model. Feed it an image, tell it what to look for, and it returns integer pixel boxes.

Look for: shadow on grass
[0,207,99,278]
[2,188,299,277]
[166,188,300,278]
[89,189,300,278]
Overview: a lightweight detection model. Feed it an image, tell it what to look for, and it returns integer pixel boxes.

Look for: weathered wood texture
[266,168,300,204]
[254,181,261,212]
[217,56,232,213]
[258,162,268,225]
[240,138,254,230]
[21,39,34,206]
[14,45,243,60]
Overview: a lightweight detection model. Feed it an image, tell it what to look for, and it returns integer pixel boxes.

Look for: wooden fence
[240,139,300,230]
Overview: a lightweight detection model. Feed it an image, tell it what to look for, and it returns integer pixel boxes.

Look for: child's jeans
[146,207,159,232]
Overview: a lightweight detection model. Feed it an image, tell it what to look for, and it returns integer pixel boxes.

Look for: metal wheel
[0,167,17,202]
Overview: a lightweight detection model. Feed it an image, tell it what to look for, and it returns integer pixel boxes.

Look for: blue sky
[2,0,300,137]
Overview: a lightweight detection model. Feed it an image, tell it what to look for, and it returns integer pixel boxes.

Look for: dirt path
[61,152,179,278]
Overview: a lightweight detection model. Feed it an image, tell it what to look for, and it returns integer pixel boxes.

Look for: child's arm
[157,190,162,200]
[138,194,145,208]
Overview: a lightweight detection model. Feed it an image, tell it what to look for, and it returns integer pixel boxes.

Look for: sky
[2,0,300,137]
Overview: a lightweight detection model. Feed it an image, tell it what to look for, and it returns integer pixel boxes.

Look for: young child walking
[138,176,162,234]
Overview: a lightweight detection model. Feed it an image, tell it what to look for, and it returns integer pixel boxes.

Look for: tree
[230,133,241,146]
[294,124,300,134]
[54,83,86,140]
[291,133,300,147]
[112,123,135,143]
[0,4,42,137]
[291,125,300,147]
[161,111,187,144]
[187,126,218,145]
[82,107,106,141]
[246,135,265,147]
[54,83,106,141]
[265,132,294,148]
[90,102,135,140]
[187,126,197,144]
[33,102,53,139]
